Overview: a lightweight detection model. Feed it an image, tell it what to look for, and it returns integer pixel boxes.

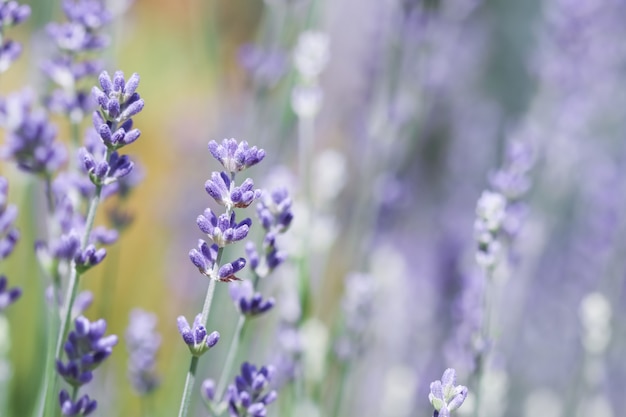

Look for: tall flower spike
[0,90,67,176]
[208,139,265,173]
[125,309,161,395]
[177,314,220,357]
[429,369,468,417]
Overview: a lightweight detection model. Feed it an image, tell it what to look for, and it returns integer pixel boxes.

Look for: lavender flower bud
[197,209,251,247]
[177,314,220,357]
[229,280,275,317]
[201,379,216,401]
[208,139,265,173]
[59,389,97,416]
[57,316,118,388]
[218,257,246,282]
[0,275,21,311]
[189,240,219,277]
[74,244,106,273]
[429,369,468,417]
[227,362,277,417]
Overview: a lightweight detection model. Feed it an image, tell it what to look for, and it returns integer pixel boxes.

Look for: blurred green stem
[215,315,247,402]
[471,266,495,417]
[178,247,222,417]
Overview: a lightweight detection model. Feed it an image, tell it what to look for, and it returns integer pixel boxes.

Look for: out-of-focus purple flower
[226,362,277,417]
[247,187,293,275]
[56,316,118,387]
[197,209,251,248]
[0,1,31,28]
[335,273,375,361]
[201,378,216,402]
[177,314,220,357]
[0,0,30,73]
[428,369,468,417]
[0,89,67,176]
[238,43,287,87]
[256,188,293,233]
[62,0,111,30]
[0,176,19,260]
[125,308,161,395]
[208,139,265,174]
[58,390,97,416]
[74,243,106,273]
[0,275,21,311]
[205,172,262,209]
[229,280,275,317]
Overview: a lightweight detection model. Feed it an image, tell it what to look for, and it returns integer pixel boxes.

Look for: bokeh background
[1,0,626,416]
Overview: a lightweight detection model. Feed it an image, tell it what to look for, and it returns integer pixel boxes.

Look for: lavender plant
[125,308,162,396]
[429,369,468,417]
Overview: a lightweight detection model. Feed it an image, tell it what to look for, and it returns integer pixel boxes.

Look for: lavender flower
[238,44,287,87]
[43,0,111,121]
[177,314,220,357]
[58,390,97,416]
[189,240,246,282]
[208,139,265,174]
[196,209,252,248]
[92,71,144,128]
[0,176,19,259]
[125,308,161,395]
[205,172,262,209]
[0,0,30,73]
[247,187,293,275]
[56,316,118,388]
[474,191,506,269]
[429,369,468,417]
[229,280,275,317]
[0,89,67,176]
[0,275,21,311]
[225,362,278,417]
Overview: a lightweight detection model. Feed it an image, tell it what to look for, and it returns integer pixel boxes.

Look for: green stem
[471,266,495,417]
[331,361,349,417]
[43,167,107,417]
[177,248,223,417]
[215,315,246,401]
[178,355,200,417]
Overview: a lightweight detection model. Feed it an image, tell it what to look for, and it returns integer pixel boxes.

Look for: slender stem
[471,266,495,417]
[43,164,107,417]
[177,247,223,417]
[331,362,349,417]
[215,315,247,401]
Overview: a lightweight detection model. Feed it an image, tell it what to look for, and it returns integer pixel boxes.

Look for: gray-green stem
[471,265,495,417]
[177,248,223,417]
[215,315,247,402]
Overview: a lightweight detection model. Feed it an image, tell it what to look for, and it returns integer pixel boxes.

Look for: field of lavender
[0,1,624,417]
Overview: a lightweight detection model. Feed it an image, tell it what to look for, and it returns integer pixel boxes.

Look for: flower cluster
[82,70,143,186]
[428,369,468,417]
[56,316,117,415]
[0,275,20,311]
[247,187,293,277]
[177,314,220,357]
[224,362,277,417]
[44,0,111,120]
[0,0,30,73]
[0,90,66,176]
[0,176,19,259]
[189,240,246,282]
[125,308,161,395]
[229,280,275,317]
[474,190,506,269]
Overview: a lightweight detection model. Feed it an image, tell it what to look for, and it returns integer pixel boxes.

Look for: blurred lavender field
[1,0,625,416]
